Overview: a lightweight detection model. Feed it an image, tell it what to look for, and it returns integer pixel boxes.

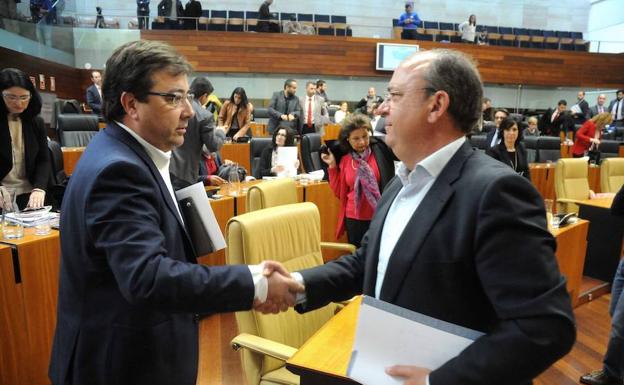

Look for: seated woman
[571,112,613,158]
[320,113,395,247]
[198,145,229,186]
[218,87,253,141]
[334,101,350,125]
[259,124,299,177]
[0,68,51,209]
[486,117,530,180]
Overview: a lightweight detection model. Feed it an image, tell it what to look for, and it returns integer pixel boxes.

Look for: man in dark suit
[572,90,591,125]
[136,0,150,30]
[291,49,575,385]
[48,40,301,385]
[485,108,508,149]
[608,89,624,128]
[86,70,102,116]
[590,94,608,118]
[539,99,575,137]
[267,78,301,134]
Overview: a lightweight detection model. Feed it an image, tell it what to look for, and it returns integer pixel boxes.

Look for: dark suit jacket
[258,145,276,177]
[486,142,531,180]
[589,104,608,118]
[0,115,51,191]
[538,108,574,137]
[572,99,590,124]
[609,98,623,120]
[296,141,575,385]
[49,123,254,385]
[86,84,102,115]
[267,90,301,134]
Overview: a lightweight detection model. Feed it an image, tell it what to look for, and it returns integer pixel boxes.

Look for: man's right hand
[253,261,304,314]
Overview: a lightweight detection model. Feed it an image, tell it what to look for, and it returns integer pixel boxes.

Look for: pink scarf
[352,147,381,216]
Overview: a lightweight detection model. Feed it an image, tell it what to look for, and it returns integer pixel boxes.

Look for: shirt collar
[397,136,466,186]
[116,121,171,170]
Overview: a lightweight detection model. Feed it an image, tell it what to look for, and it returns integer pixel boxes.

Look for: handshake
[252,261,305,314]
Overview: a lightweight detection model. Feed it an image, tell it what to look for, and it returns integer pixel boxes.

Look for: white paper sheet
[175,182,226,251]
[276,146,298,177]
[348,296,483,385]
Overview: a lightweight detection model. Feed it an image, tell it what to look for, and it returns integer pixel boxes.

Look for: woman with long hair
[571,112,613,158]
[218,87,254,141]
[258,124,299,177]
[458,14,478,44]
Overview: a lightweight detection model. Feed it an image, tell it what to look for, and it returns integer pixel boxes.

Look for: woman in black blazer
[486,117,531,180]
[258,124,299,177]
[0,68,51,209]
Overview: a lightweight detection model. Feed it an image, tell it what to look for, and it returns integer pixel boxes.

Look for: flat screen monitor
[376,42,419,72]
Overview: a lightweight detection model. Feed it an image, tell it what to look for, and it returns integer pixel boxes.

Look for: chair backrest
[600,158,624,193]
[536,136,561,163]
[554,158,589,213]
[47,138,66,185]
[252,107,270,124]
[523,136,539,163]
[246,178,298,212]
[57,114,99,147]
[300,133,323,173]
[226,202,338,385]
[468,134,487,150]
[600,140,620,159]
[249,137,273,178]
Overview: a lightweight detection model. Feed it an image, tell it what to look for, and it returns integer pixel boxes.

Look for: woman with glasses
[258,124,298,177]
[0,68,51,209]
[320,113,395,247]
[218,87,253,141]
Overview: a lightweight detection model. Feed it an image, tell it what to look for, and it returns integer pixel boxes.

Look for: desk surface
[577,197,613,209]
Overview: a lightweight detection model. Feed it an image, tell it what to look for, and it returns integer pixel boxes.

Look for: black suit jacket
[86,84,102,115]
[0,115,51,191]
[49,123,254,385]
[572,99,590,124]
[297,141,575,385]
[538,108,574,137]
[267,91,302,134]
[486,142,531,180]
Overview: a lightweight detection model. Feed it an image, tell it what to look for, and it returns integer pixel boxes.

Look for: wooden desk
[287,297,361,385]
[551,220,589,307]
[529,163,556,201]
[220,142,251,173]
[61,146,85,176]
[249,122,268,137]
[0,229,61,385]
[588,164,601,193]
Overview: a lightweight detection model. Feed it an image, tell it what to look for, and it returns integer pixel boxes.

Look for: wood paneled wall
[143,31,624,88]
[0,47,91,101]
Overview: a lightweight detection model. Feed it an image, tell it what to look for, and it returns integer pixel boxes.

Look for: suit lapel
[379,142,474,302]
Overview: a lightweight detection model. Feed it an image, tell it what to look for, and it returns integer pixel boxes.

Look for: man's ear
[120,91,139,120]
[427,90,450,124]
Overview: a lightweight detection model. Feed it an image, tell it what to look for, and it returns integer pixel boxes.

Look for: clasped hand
[253,261,305,314]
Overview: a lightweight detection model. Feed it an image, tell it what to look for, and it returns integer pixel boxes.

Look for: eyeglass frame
[383,87,437,104]
[2,92,32,103]
[146,91,194,108]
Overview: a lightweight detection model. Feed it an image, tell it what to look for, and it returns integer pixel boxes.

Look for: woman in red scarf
[321,113,396,247]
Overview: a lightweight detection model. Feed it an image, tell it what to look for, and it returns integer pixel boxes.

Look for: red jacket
[571,120,599,156]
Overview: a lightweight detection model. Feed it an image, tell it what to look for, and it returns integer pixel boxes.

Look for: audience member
[183,0,202,29]
[157,0,183,28]
[485,108,508,149]
[170,76,225,187]
[257,0,279,33]
[523,116,540,137]
[86,70,103,116]
[482,97,493,122]
[398,2,421,40]
[0,67,51,210]
[590,94,608,118]
[486,117,530,180]
[136,0,150,30]
[198,145,229,186]
[334,101,349,125]
[320,113,395,247]
[0,0,20,21]
[609,89,624,127]
[259,125,299,177]
[316,79,330,105]
[49,40,299,385]
[539,99,574,137]
[571,90,590,124]
[580,183,624,385]
[292,49,575,385]
[32,0,54,45]
[458,14,477,43]
[369,102,386,135]
[201,82,221,121]
[300,81,328,135]
[218,86,253,140]
[355,87,383,113]
[94,6,106,28]
[267,79,301,134]
[571,112,613,158]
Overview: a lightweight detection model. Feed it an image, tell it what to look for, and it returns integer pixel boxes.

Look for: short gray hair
[421,49,483,134]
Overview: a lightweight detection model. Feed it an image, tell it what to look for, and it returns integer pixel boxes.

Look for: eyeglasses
[2,92,31,103]
[146,91,194,108]
[383,87,436,103]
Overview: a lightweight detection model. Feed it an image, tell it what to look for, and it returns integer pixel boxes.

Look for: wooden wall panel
[143,31,624,88]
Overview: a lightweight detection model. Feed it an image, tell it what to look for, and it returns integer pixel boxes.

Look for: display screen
[376,42,419,71]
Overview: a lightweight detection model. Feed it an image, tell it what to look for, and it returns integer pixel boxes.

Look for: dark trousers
[401,29,418,40]
[302,124,316,135]
[137,11,149,29]
[345,218,371,249]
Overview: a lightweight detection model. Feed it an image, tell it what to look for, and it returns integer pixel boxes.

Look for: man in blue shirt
[398,2,421,40]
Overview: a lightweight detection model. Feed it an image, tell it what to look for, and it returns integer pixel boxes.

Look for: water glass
[544,199,558,230]
[34,216,51,236]
[227,163,240,197]
[1,187,24,239]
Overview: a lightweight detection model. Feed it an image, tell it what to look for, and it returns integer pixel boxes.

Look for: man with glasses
[49,40,302,385]
[290,49,575,385]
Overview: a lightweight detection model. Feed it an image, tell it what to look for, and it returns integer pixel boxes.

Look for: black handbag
[587,143,601,165]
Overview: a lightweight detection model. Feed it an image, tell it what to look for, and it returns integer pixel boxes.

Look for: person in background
[334,101,349,125]
[0,67,51,209]
[590,94,608,118]
[259,125,299,177]
[485,108,508,149]
[398,2,420,40]
[257,0,279,33]
[198,145,228,186]
[316,79,329,105]
[201,82,222,122]
[482,97,493,122]
[157,0,183,29]
[183,0,202,29]
[267,79,301,134]
[86,70,103,116]
[299,81,328,135]
[218,86,254,141]
[486,117,530,180]
[539,99,575,137]
[571,90,590,125]
[523,116,540,137]
[94,6,106,28]
[136,0,150,30]
[320,113,395,247]
[458,14,477,43]
[609,89,624,128]
[355,87,383,113]
[571,112,613,158]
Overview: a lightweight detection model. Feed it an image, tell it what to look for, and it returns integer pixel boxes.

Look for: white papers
[175,182,226,253]
[276,146,298,177]
[570,104,582,114]
[348,296,483,385]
